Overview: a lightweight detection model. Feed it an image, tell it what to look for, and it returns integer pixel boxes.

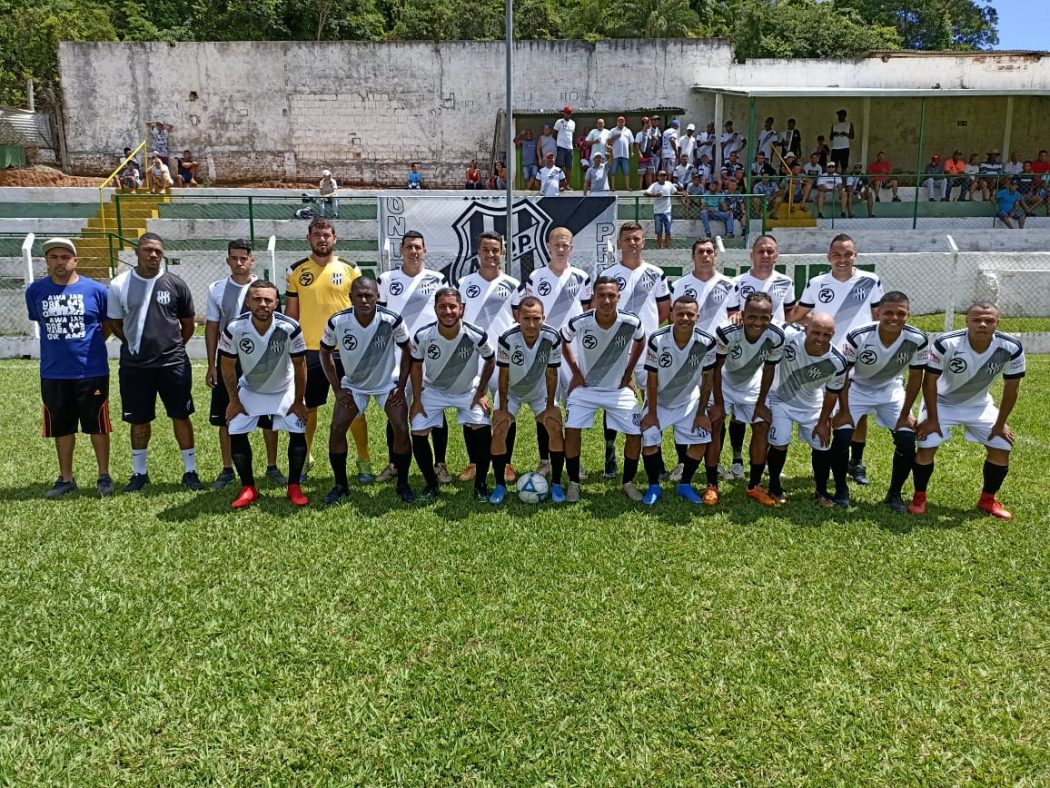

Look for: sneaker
[265,465,288,485]
[718,464,732,480]
[550,483,566,503]
[489,485,508,505]
[287,483,309,507]
[535,459,552,478]
[504,464,517,484]
[622,481,643,502]
[833,490,851,508]
[182,471,205,491]
[231,486,258,510]
[44,477,77,500]
[907,492,927,515]
[418,484,440,502]
[122,473,150,493]
[885,493,907,513]
[435,463,453,485]
[977,494,1013,520]
[323,484,351,505]
[603,457,618,479]
[96,475,115,497]
[375,463,398,483]
[211,468,236,490]
[396,483,417,503]
[815,492,837,508]
[770,489,789,506]
[566,481,581,503]
[702,484,720,506]
[642,484,661,506]
[730,460,745,480]
[892,196,902,202]
[746,486,780,507]
[357,460,375,484]
[474,485,491,502]
[676,484,703,504]
[849,462,870,485]
[458,463,477,482]
[668,463,684,482]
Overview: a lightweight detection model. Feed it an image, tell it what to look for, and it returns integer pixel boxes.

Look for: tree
[838,0,998,50]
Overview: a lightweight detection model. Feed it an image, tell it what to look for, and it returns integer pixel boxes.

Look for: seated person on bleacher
[844,164,872,218]
[924,154,948,201]
[750,153,777,177]
[752,174,781,219]
[944,150,968,201]
[801,153,822,204]
[118,160,141,192]
[700,183,735,238]
[1018,179,1046,218]
[866,151,900,202]
[979,150,1004,202]
[814,162,842,218]
[994,180,1026,229]
[176,150,199,187]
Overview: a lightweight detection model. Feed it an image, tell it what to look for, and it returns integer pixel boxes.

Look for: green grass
[0,358,1047,782]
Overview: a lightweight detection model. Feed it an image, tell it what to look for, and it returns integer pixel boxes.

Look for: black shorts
[119,363,195,423]
[41,376,111,437]
[209,358,243,426]
[305,350,342,409]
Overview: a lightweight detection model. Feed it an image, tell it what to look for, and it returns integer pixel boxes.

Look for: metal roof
[515,106,686,118]
[692,86,1050,98]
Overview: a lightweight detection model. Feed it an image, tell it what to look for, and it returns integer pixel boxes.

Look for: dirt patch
[0,165,104,187]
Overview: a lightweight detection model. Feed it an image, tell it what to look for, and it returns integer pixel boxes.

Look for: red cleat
[977,494,1013,520]
[287,483,309,507]
[906,492,927,515]
[231,486,258,510]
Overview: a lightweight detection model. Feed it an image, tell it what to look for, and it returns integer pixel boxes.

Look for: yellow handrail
[99,140,147,235]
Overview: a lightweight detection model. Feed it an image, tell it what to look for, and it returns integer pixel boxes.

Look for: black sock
[231,432,255,487]
[681,456,700,484]
[537,423,550,461]
[393,451,412,486]
[492,453,508,486]
[719,421,727,453]
[566,455,581,483]
[831,428,853,495]
[413,434,437,486]
[888,430,916,496]
[767,447,787,494]
[748,462,765,489]
[850,440,866,466]
[550,450,564,485]
[913,461,934,493]
[675,442,688,465]
[462,425,475,463]
[705,465,719,488]
[642,452,662,485]
[622,456,639,484]
[604,425,617,463]
[471,426,492,490]
[385,422,394,465]
[505,423,517,465]
[287,433,307,485]
[982,461,1008,495]
[811,449,832,496]
[432,418,448,464]
[329,450,349,488]
[729,421,746,459]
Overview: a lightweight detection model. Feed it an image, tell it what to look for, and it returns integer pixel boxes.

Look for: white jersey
[412,321,495,396]
[771,324,848,411]
[644,326,717,410]
[538,165,565,197]
[459,271,521,342]
[757,128,781,158]
[715,322,786,398]
[670,272,734,336]
[798,269,883,344]
[205,275,254,335]
[320,305,411,392]
[524,265,591,332]
[377,267,447,337]
[219,313,306,396]
[562,310,644,391]
[601,261,670,337]
[727,271,797,322]
[842,322,928,397]
[497,324,562,403]
[661,128,679,159]
[926,329,1025,409]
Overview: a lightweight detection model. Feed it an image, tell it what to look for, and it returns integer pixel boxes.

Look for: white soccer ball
[516,471,550,504]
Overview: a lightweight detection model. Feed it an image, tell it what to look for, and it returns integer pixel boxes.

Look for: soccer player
[765,313,852,508]
[839,292,928,512]
[108,233,201,492]
[409,288,496,502]
[522,226,592,475]
[319,277,415,504]
[599,222,670,477]
[457,231,520,483]
[204,240,285,490]
[489,296,565,504]
[712,292,785,505]
[284,218,371,482]
[26,238,113,498]
[561,277,646,503]
[219,281,309,509]
[726,234,797,324]
[790,233,883,485]
[670,237,734,337]
[639,296,719,506]
[376,231,450,484]
[910,303,1024,520]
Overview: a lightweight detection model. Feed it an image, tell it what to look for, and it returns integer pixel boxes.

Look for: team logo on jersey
[466,284,481,299]
[457,344,474,359]
[582,333,598,350]
[818,287,834,303]
[512,349,525,366]
[859,349,878,365]
[659,352,673,368]
[772,282,790,297]
[299,271,315,287]
[730,344,743,359]
[740,285,755,299]
[615,276,628,291]
[642,270,660,290]
[537,281,552,297]
[894,350,909,366]
[420,278,439,295]
[784,345,797,361]
[632,412,641,426]
[948,357,967,374]
[496,284,511,300]
[711,285,729,303]
[807,365,823,380]
[426,344,441,360]
[986,362,1001,376]
[343,334,358,351]
[239,337,255,354]
[332,272,343,286]
[156,290,171,305]
[389,281,404,296]
[614,333,629,348]
[683,288,697,299]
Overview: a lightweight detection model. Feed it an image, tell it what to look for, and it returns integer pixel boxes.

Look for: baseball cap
[563,105,572,114]
[657,170,667,176]
[321,169,331,177]
[931,154,940,161]
[42,237,77,256]
[651,114,661,120]
[543,123,552,128]
[686,123,696,131]
[670,119,680,127]
[616,115,625,123]
[784,152,797,159]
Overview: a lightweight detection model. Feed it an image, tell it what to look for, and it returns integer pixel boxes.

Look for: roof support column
[1001,95,1014,159]
[713,91,724,175]
[859,97,871,169]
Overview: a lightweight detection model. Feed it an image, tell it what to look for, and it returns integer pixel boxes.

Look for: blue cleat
[676,483,703,504]
[550,483,566,503]
[488,484,507,505]
[642,484,662,506]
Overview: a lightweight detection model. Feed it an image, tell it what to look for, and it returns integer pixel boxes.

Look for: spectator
[514,128,540,189]
[608,116,633,191]
[1002,150,1023,176]
[576,134,592,178]
[750,152,776,177]
[176,150,199,187]
[780,151,798,176]
[994,179,1026,228]
[723,178,747,227]
[752,173,782,219]
[490,161,507,190]
[829,109,854,169]
[678,123,697,166]
[1016,160,1037,195]
[146,155,173,194]
[720,150,744,187]
[924,154,947,201]
[661,119,680,173]
[867,151,900,202]
[553,106,576,176]
[801,152,822,204]
[672,153,694,190]
[122,146,141,170]
[583,152,610,195]
[721,120,745,158]
[319,168,339,217]
[944,149,969,201]
[407,162,423,190]
[118,159,141,192]
[979,150,1004,201]
[844,164,872,218]
[813,135,830,169]
[585,118,611,166]
[785,162,806,209]
[1030,149,1050,179]
[684,172,707,219]
[1018,176,1046,218]
[757,116,780,160]
[537,124,558,175]
[635,116,657,189]
[963,153,981,200]
[465,159,482,189]
[780,118,802,161]
[645,170,679,248]
[694,153,713,185]
[147,121,172,165]
[696,122,717,164]
[700,182,734,238]
[815,161,842,218]
[537,152,565,196]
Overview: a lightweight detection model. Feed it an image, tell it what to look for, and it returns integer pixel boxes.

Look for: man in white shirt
[661,119,680,173]
[829,109,855,169]
[553,106,576,176]
[757,117,780,160]
[607,115,634,191]
[537,152,565,196]
[815,161,844,219]
[318,169,339,218]
[672,153,694,190]
[583,153,610,194]
[585,118,610,166]
[678,123,697,165]
[645,170,680,249]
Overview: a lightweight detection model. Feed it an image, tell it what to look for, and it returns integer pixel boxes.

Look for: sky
[991,0,1045,50]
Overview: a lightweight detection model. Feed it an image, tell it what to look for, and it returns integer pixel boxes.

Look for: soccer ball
[516,471,550,504]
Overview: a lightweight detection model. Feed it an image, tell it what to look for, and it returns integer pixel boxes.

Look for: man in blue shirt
[25,238,113,498]
[995,180,1026,228]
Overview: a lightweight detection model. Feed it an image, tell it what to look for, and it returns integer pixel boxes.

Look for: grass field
[1,358,1047,783]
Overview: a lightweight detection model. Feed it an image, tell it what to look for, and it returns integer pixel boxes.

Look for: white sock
[180,448,197,473]
[131,448,148,476]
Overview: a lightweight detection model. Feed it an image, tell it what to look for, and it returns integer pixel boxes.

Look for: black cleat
[848,462,870,485]
[96,475,115,497]
[418,484,440,502]
[474,485,491,502]
[603,457,619,479]
[44,477,77,499]
[323,484,351,505]
[182,471,205,491]
[396,483,416,503]
[884,493,907,513]
[122,473,150,493]
[211,468,236,490]
[833,490,851,509]
[266,465,289,485]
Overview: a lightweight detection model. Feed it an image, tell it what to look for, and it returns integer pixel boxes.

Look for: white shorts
[565,386,641,435]
[495,391,547,419]
[722,385,762,424]
[229,387,305,435]
[769,399,828,450]
[343,382,394,414]
[641,399,713,448]
[917,400,1012,451]
[411,386,489,431]
[846,383,905,430]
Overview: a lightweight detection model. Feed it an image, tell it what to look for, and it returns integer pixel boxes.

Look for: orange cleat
[746,486,780,507]
[231,486,258,510]
[702,484,720,506]
[907,492,927,515]
[458,463,477,482]
[504,464,517,483]
[287,483,309,507]
[977,494,1013,520]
